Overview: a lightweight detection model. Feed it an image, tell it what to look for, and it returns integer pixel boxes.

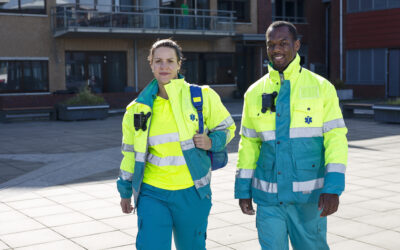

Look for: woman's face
[151,47,181,85]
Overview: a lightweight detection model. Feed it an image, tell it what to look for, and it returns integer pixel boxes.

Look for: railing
[51,4,236,36]
[272,16,306,24]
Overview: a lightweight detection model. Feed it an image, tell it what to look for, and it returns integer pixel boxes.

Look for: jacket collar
[268,54,301,83]
[135,74,185,108]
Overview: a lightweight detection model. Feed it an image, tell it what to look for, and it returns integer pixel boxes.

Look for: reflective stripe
[293,178,324,192]
[119,169,133,181]
[326,163,346,174]
[135,152,146,163]
[148,132,180,146]
[241,126,258,138]
[180,139,195,150]
[224,129,231,144]
[121,143,134,152]
[252,178,278,193]
[236,168,254,179]
[147,153,186,166]
[258,130,276,141]
[323,118,346,133]
[194,170,211,189]
[290,127,323,138]
[211,116,234,132]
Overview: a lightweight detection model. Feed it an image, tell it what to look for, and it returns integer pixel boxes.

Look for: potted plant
[373,98,400,123]
[332,79,353,100]
[56,86,110,121]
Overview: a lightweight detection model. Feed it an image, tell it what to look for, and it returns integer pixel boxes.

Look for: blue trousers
[136,183,212,250]
[256,203,329,250]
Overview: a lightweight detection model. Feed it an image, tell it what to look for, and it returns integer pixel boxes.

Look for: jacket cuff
[117,178,133,199]
[322,172,345,196]
[209,130,227,152]
[234,177,252,199]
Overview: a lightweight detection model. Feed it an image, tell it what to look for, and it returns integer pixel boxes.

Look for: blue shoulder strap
[189,85,204,134]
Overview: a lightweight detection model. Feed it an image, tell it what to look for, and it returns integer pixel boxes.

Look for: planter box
[337,89,353,100]
[372,104,400,123]
[57,104,110,121]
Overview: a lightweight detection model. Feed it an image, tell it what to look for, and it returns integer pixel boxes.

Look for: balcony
[51,4,236,38]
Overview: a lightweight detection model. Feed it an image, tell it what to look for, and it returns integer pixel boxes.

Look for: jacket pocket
[292,101,323,128]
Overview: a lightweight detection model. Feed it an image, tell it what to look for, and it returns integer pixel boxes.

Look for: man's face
[266,26,300,72]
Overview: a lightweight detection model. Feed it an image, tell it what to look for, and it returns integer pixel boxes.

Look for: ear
[294,39,301,53]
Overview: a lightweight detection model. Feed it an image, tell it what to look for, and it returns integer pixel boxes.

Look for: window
[65,51,127,93]
[218,0,250,22]
[0,60,48,93]
[0,0,46,14]
[181,53,235,85]
[347,0,400,13]
[273,0,305,23]
[346,49,386,85]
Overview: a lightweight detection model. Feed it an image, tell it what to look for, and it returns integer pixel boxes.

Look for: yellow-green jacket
[235,54,348,205]
[117,78,236,208]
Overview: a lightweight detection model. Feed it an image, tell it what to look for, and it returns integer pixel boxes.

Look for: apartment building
[343,0,400,98]
[0,0,262,109]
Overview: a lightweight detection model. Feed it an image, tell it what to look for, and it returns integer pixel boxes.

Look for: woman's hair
[147,39,184,64]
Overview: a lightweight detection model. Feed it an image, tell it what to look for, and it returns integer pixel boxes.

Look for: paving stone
[351,199,400,212]
[0,228,64,248]
[0,210,29,222]
[79,206,125,220]
[353,212,400,229]
[72,231,134,249]
[213,210,256,225]
[207,225,258,245]
[52,221,115,238]
[20,204,74,218]
[329,220,383,238]
[8,198,58,210]
[228,239,261,250]
[15,239,84,250]
[330,239,385,250]
[100,215,137,230]
[0,218,45,235]
[356,230,400,249]
[0,240,10,250]
[35,211,93,227]
[64,199,115,211]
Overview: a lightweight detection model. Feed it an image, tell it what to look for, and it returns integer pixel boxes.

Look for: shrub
[61,86,106,106]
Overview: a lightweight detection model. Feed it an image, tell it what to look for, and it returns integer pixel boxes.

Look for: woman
[117,39,236,250]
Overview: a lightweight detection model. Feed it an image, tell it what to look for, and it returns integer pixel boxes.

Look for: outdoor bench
[341,103,373,118]
[0,106,56,122]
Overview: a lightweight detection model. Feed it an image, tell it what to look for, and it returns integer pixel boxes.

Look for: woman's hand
[120,198,133,214]
[193,131,212,150]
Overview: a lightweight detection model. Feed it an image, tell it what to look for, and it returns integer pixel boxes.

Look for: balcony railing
[51,4,236,37]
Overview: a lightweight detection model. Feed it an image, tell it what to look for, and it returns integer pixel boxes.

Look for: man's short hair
[266,21,298,41]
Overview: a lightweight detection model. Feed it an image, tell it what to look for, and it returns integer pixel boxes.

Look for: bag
[190,85,228,171]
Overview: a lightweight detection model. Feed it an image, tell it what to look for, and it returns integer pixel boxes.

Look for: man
[235,21,348,250]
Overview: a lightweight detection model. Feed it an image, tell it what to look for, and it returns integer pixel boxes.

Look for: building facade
[0,0,261,108]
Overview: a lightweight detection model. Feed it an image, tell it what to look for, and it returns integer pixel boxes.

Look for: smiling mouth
[273,55,284,61]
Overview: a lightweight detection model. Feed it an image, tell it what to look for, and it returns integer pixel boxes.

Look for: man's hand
[239,198,255,215]
[318,193,339,217]
[120,198,133,214]
[193,131,212,150]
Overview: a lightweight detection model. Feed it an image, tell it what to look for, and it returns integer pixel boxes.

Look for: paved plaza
[0,101,400,249]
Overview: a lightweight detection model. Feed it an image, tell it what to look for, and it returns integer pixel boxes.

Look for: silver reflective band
[323,118,346,133]
[290,127,323,138]
[211,116,235,132]
[119,169,133,181]
[148,132,180,146]
[236,168,254,179]
[194,170,211,189]
[121,143,134,152]
[147,153,187,166]
[326,163,346,174]
[241,126,258,138]
[252,178,278,193]
[224,129,231,144]
[180,139,195,150]
[293,178,324,192]
[258,130,276,141]
[135,152,146,163]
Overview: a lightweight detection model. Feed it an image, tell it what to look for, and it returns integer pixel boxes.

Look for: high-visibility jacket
[235,54,348,205]
[117,77,236,208]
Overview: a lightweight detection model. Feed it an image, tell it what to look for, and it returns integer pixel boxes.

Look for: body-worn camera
[261,92,278,113]
[134,112,151,131]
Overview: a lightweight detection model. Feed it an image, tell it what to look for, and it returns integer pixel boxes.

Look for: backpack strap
[189,85,204,134]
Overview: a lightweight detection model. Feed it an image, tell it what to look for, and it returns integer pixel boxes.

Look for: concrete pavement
[0,102,400,249]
